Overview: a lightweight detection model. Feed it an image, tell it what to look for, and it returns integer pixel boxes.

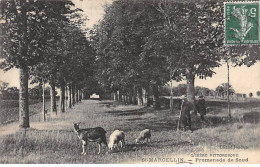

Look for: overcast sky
[0,0,259,96]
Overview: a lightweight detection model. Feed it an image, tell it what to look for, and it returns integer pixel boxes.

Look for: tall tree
[149,0,224,110]
[0,0,75,128]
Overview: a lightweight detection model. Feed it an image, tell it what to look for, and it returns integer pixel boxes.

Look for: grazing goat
[135,129,151,144]
[73,122,108,155]
[108,130,125,151]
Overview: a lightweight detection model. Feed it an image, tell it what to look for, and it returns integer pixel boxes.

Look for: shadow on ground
[104,100,260,133]
[242,111,260,123]
[107,139,192,154]
[105,107,232,132]
[106,109,147,116]
[206,100,260,109]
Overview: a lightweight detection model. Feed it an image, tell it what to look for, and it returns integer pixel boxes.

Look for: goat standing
[73,122,108,155]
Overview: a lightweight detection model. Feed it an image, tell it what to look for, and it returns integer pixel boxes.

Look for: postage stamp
[224,1,259,45]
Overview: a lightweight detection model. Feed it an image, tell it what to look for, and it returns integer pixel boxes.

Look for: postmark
[224,1,260,45]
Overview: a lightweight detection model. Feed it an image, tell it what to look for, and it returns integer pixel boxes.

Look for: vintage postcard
[0,0,259,165]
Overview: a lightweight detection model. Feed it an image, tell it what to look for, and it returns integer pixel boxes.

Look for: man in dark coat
[177,96,193,132]
[197,96,206,120]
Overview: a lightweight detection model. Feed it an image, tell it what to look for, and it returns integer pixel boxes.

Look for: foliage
[215,83,235,97]
[249,92,253,98]
[0,81,9,91]
[1,87,19,100]
[91,0,170,94]
[161,84,215,96]
[0,0,75,70]
[92,0,234,106]
[28,85,50,100]
[147,0,223,79]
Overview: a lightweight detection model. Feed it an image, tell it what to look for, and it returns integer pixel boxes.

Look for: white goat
[135,129,151,144]
[108,130,125,150]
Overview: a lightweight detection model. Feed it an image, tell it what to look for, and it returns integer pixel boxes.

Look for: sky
[0,0,259,96]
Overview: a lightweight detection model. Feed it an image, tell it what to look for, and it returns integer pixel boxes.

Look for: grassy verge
[0,100,53,125]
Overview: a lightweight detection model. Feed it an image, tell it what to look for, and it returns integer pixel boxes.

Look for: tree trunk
[170,86,174,112]
[59,85,65,113]
[19,67,30,128]
[137,88,143,106]
[42,82,46,121]
[64,85,67,110]
[79,89,82,102]
[132,95,136,105]
[227,61,231,118]
[50,81,57,115]
[142,88,147,106]
[186,68,196,113]
[19,2,30,128]
[125,95,127,104]
[117,90,122,102]
[68,84,72,108]
[75,85,79,103]
[146,87,152,107]
[128,92,133,104]
[147,92,152,107]
[72,83,75,106]
[122,95,125,103]
[170,76,174,113]
[110,92,113,100]
[81,90,84,100]
[152,84,160,109]
[115,91,119,101]
[124,95,127,104]
[132,87,137,105]
[111,92,115,100]
[126,95,130,104]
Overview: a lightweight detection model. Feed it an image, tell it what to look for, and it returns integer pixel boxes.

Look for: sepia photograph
[0,0,259,164]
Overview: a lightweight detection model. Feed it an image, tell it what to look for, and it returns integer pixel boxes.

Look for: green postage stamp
[225,1,260,45]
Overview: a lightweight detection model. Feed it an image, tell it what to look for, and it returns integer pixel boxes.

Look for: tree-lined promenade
[1,0,259,129]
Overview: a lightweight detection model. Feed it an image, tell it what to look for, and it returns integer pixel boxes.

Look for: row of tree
[90,0,259,111]
[161,84,221,97]
[0,0,96,128]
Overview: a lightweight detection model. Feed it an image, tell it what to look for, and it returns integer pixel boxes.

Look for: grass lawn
[0,100,44,125]
[0,99,259,164]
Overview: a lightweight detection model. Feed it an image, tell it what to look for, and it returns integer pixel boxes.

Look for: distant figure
[197,96,206,121]
[177,96,193,132]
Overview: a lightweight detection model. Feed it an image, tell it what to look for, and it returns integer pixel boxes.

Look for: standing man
[177,95,193,132]
[197,96,206,121]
